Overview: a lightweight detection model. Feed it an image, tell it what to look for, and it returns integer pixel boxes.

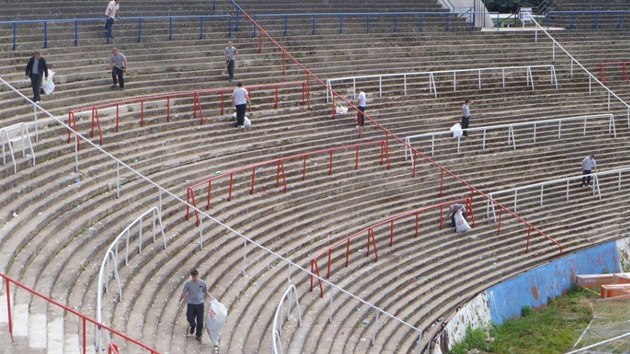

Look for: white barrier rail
[0,77,426,351]
[403,113,616,160]
[95,206,166,351]
[325,64,558,103]
[0,122,35,174]
[528,14,630,127]
[271,284,302,354]
[486,166,630,222]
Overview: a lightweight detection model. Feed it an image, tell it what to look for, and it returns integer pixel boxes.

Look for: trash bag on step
[206,299,227,346]
[42,70,55,95]
[243,117,251,127]
[335,105,348,115]
[454,210,471,233]
[450,123,462,138]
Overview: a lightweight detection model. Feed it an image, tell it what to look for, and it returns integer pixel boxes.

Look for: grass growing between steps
[450,287,598,354]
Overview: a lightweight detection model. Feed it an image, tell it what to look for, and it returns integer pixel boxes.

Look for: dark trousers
[235,103,247,126]
[582,170,592,186]
[186,303,204,339]
[357,106,366,126]
[461,116,470,136]
[105,17,114,40]
[112,67,124,88]
[30,74,42,102]
[226,60,235,80]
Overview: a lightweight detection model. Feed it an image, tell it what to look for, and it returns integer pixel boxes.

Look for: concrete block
[601,284,630,298]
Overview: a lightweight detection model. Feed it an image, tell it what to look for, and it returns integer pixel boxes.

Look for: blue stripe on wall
[487,241,620,325]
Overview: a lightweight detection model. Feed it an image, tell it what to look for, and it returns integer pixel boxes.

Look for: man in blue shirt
[179,269,212,342]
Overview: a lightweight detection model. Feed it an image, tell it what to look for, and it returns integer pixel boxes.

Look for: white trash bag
[243,117,252,127]
[335,105,348,115]
[206,299,227,346]
[42,69,55,95]
[450,122,462,138]
[454,210,472,233]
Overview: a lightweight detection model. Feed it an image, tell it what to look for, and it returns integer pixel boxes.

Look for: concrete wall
[432,238,624,353]
[436,0,494,28]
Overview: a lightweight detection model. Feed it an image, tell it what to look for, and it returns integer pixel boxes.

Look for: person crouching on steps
[109,47,127,91]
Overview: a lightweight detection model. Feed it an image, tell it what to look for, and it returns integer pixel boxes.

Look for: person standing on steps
[356,88,367,127]
[109,47,127,91]
[104,0,120,44]
[25,50,48,104]
[179,269,211,343]
[581,154,597,188]
[449,203,467,229]
[224,41,238,82]
[461,99,472,136]
[232,81,251,128]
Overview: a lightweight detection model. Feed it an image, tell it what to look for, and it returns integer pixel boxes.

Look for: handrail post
[44,21,48,48]
[168,16,173,41]
[137,18,142,42]
[74,19,79,46]
[12,22,17,50]
[82,317,87,354]
[283,16,288,36]
[326,249,332,278]
[5,279,12,340]
[496,208,503,235]
[199,16,204,39]
[311,15,316,35]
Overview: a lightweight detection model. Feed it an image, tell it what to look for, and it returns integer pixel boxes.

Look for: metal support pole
[116,162,120,198]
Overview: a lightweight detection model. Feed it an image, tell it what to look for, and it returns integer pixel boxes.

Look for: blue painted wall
[487,241,620,325]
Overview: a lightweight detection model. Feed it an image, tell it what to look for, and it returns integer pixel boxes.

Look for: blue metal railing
[0,15,232,50]
[239,11,481,37]
[546,11,630,31]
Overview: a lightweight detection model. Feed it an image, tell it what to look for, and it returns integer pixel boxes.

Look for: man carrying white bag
[206,298,228,347]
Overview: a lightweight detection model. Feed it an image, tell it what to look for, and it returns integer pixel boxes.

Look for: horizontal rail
[0,272,158,353]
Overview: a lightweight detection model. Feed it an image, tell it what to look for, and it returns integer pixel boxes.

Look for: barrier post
[282,51,286,77]
[311,15,316,35]
[496,208,503,235]
[355,145,360,170]
[206,180,212,210]
[74,19,78,46]
[274,85,279,109]
[302,155,307,181]
[258,30,263,53]
[328,151,334,175]
[168,17,173,41]
[345,239,350,267]
[137,18,142,42]
[199,16,204,39]
[115,104,120,132]
[415,212,420,237]
[166,97,171,122]
[250,167,256,194]
[5,279,12,339]
[82,317,87,354]
[140,100,145,127]
[326,249,332,278]
[90,107,96,138]
[12,22,17,50]
[43,21,48,48]
[389,220,394,246]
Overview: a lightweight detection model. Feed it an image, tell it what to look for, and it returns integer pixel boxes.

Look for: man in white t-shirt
[355,88,367,127]
[232,82,251,128]
[104,0,120,43]
[581,154,597,187]
[461,99,471,136]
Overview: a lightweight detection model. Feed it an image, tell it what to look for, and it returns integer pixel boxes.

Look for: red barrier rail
[232,2,563,257]
[309,197,475,297]
[66,80,309,150]
[0,272,158,354]
[185,139,392,226]
[599,61,630,83]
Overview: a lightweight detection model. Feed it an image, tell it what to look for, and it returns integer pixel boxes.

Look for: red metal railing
[232,3,563,257]
[0,272,158,354]
[185,139,392,226]
[599,61,630,83]
[309,197,476,297]
[66,80,309,150]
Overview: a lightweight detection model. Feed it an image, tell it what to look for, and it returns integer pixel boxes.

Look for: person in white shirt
[461,99,471,136]
[232,82,251,128]
[581,154,597,187]
[355,89,367,127]
[104,0,120,43]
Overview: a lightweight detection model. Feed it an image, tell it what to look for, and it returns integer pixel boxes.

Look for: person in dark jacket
[25,50,49,103]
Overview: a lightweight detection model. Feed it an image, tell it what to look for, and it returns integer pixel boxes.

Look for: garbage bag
[42,70,55,95]
[243,117,251,127]
[335,105,348,115]
[450,123,462,138]
[454,210,472,233]
[206,299,227,346]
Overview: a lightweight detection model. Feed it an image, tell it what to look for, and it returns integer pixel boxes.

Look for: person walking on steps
[233,81,251,128]
[461,99,472,136]
[179,269,211,343]
[356,88,367,127]
[581,154,597,188]
[25,50,48,104]
[104,0,120,44]
[224,41,238,82]
[449,203,467,229]
[109,47,127,91]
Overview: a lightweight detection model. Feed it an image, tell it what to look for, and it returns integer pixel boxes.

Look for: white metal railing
[0,122,36,174]
[271,284,302,354]
[527,14,630,127]
[486,166,630,222]
[95,206,166,352]
[403,113,616,160]
[325,64,558,103]
[0,76,426,352]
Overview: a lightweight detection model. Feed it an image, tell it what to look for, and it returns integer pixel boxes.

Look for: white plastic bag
[335,105,348,115]
[42,69,55,95]
[454,210,472,233]
[206,299,227,346]
[450,123,462,138]
[243,117,251,127]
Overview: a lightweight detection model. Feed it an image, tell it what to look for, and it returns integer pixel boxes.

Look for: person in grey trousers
[224,41,238,82]
[25,50,49,103]
[179,269,212,343]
